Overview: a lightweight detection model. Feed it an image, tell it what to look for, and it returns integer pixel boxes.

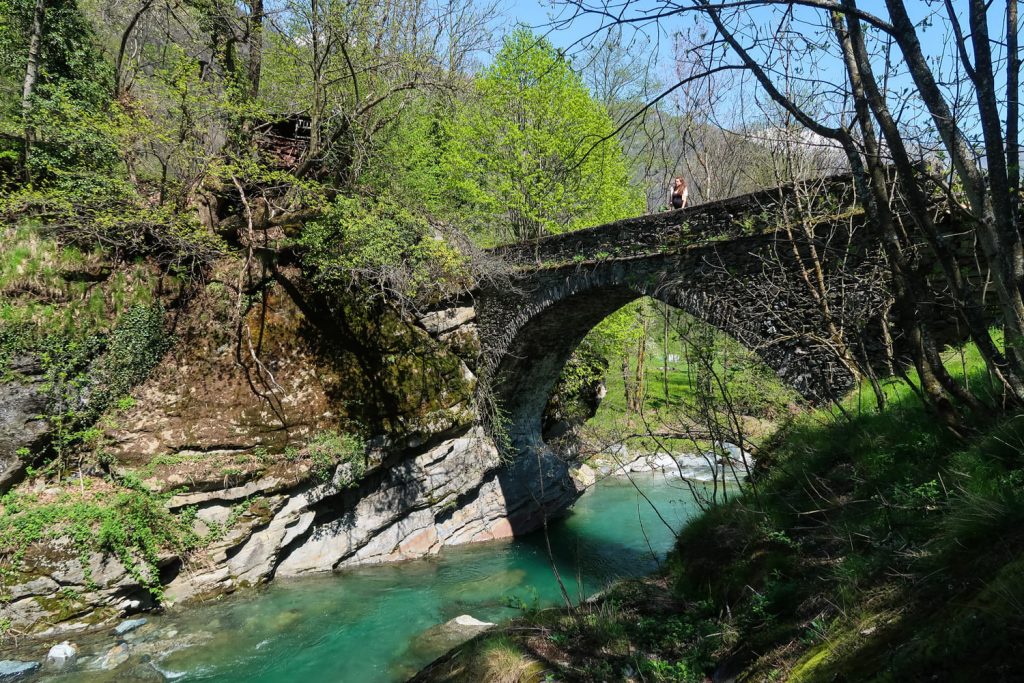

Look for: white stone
[452,615,494,627]
[46,641,78,668]
[650,453,677,470]
[418,307,476,335]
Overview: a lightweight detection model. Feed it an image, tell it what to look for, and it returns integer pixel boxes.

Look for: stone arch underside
[476,231,888,528]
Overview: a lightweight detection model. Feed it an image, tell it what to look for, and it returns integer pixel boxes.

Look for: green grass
[665,335,1024,680]
[585,350,707,454]
[0,223,164,360]
[582,311,796,455]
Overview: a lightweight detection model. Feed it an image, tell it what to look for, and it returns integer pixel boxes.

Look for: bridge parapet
[492,173,859,266]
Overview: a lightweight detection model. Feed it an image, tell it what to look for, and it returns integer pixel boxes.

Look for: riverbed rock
[0,660,39,680]
[91,643,130,671]
[451,615,494,627]
[408,614,496,659]
[571,463,597,488]
[45,641,78,669]
[628,457,655,473]
[720,441,754,468]
[114,618,147,635]
[649,453,678,470]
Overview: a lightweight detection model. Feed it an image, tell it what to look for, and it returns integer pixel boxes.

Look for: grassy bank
[418,339,1024,682]
[575,301,796,458]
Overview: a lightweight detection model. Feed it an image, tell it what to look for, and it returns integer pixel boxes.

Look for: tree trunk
[247,0,264,99]
[1008,0,1020,231]
[115,0,154,98]
[631,309,649,412]
[844,0,1023,405]
[663,302,671,400]
[21,0,45,181]
[886,0,1024,383]
[833,9,968,425]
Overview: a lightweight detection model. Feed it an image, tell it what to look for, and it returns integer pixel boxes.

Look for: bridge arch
[479,242,878,464]
[473,175,896,530]
[474,237,891,529]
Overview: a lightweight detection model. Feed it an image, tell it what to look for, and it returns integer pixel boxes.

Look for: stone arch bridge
[469,174,899,526]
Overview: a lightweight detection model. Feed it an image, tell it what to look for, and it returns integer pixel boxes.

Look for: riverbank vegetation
[417,337,1024,681]
[563,299,798,462]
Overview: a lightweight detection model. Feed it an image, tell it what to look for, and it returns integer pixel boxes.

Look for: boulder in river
[113,617,148,635]
[451,615,494,628]
[90,643,130,671]
[0,660,40,681]
[45,641,78,669]
[571,463,597,488]
[408,614,496,659]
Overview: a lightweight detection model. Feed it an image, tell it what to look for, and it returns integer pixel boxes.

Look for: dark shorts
[671,195,683,209]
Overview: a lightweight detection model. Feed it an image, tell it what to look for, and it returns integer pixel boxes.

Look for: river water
[42,472,702,682]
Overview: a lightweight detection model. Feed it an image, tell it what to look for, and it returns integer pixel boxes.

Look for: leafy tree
[0,0,113,183]
[440,28,642,243]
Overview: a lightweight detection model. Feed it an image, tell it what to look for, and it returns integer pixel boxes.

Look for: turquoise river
[42,472,703,682]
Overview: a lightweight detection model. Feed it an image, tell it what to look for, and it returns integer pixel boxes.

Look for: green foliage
[21,82,122,184]
[579,300,795,456]
[0,0,113,188]
[636,657,702,683]
[0,223,175,368]
[0,482,197,596]
[0,192,227,282]
[306,429,366,485]
[547,341,609,426]
[298,195,471,307]
[362,96,456,211]
[0,0,112,108]
[437,28,643,243]
[38,304,171,467]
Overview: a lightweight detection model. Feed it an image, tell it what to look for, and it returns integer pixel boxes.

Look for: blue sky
[487,0,992,141]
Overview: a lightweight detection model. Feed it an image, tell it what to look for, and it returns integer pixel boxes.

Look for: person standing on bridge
[669,176,689,210]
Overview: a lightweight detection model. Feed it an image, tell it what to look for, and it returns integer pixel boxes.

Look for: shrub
[306,429,366,484]
[39,304,171,467]
[298,196,472,309]
[0,484,197,595]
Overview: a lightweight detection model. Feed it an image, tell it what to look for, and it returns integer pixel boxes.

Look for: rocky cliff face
[0,356,49,494]
[161,426,516,604]
[1,259,582,638]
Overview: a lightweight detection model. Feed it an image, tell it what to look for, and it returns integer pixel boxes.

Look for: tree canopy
[438,28,642,243]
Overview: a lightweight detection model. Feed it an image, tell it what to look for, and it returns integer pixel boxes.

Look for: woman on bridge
[669,176,689,210]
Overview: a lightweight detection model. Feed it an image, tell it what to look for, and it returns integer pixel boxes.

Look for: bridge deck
[492,173,860,266]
